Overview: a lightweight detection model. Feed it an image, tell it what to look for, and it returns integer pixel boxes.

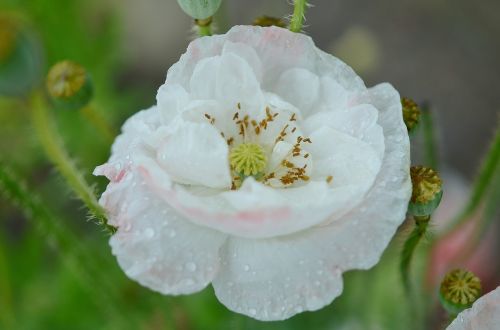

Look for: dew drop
[123,222,132,231]
[186,262,197,272]
[144,228,155,238]
[243,265,250,271]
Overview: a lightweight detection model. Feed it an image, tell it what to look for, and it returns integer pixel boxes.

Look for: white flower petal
[314,76,350,113]
[222,41,263,82]
[212,235,343,321]
[447,287,500,330]
[156,119,231,189]
[189,52,265,116]
[96,26,411,322]
[306,126,382,187]
[99,165,227,295]
[275,68,320,115]
[156,84,190,124]
[211,83,410,320]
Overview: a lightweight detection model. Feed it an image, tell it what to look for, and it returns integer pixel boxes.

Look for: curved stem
[0,162,128,326]
[401,215,430,291]
[30,92,116,234]
[289,0,308,33]
[443,124,500,235]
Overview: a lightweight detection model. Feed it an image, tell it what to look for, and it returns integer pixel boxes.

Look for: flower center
[229,142,267,177]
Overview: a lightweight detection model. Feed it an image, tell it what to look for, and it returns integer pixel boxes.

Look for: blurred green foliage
[0,1,432,329]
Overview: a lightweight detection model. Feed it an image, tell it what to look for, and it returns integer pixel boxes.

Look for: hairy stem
[30,92,115,234]
[289,0,308,33]
[195,17,213,37]
[0,162,125,325]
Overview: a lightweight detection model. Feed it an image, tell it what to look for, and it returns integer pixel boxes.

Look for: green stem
[420,103,439,170]
[81,104,117,144]
[0,236,15,329]
[30,92,116,234]
[289,0,308,33]
[454,161,500,264]
[0,162,126,325]
[443,124,500,235]
[400,215,430,291]
[195,17,213,37]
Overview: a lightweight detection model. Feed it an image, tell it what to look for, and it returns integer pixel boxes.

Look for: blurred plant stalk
[30,92,116,234]
[0,163,126,328]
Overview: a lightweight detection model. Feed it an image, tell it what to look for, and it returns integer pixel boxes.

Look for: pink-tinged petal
[99,166,227,295]
[212,83,410,320]
[447,287,500,330]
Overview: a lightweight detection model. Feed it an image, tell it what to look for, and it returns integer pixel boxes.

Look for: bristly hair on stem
[30,92,116,235]
[289,0,308,33]
[0,161,132,326]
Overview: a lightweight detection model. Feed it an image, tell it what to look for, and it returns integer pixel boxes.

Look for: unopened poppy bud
[46,60,93,110]
[401,97,421,132]
[253,16,286,28]
[177,0,222,19]
[440,269,481,316]
[408,165,442,216]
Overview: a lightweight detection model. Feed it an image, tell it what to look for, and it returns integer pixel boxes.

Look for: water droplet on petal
[243,265,250,271]
[186,262,197,272]
[144,228,155,238]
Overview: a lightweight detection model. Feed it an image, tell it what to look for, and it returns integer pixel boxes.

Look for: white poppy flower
[447,287,500,330]
[94,25,411,321]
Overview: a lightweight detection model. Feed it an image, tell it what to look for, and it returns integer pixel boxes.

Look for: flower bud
[439,269,481,316]
[46,61,93,111]
[408,165,442,216]
[177,0,222,19]
[401,97,421,132]
[0,14,43,96]
[253,16,287,28]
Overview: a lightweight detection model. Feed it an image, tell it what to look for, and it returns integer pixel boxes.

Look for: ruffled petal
[447,287,500,330]
[212,234,343,321]
[98,164,228,295]
[211,83,410,320]
[157,119,232,189]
